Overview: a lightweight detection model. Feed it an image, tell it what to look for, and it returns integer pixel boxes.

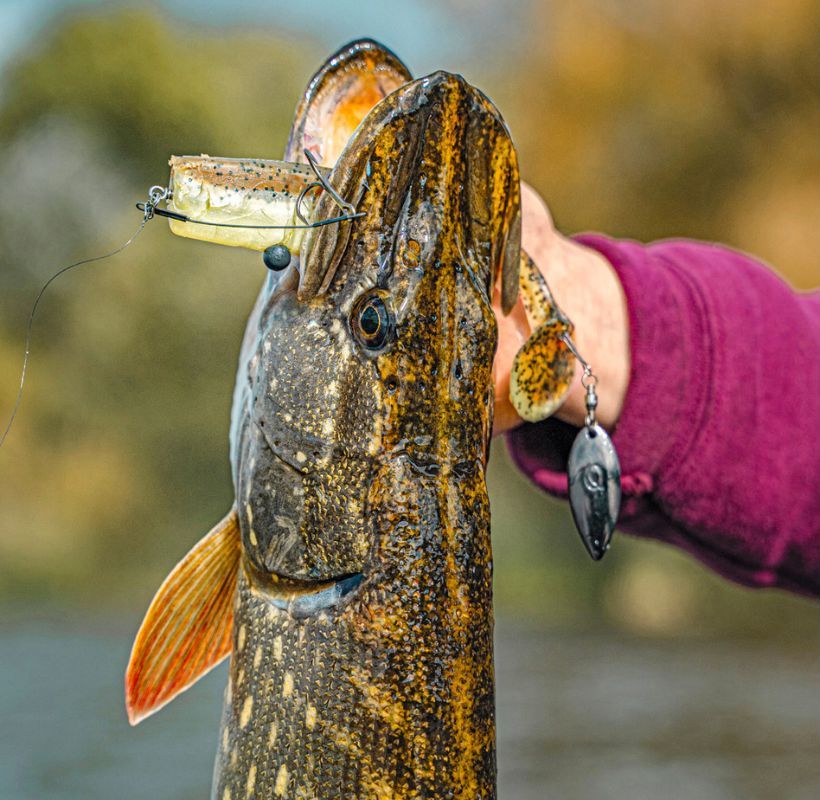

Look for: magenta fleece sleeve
[506,234,820,597]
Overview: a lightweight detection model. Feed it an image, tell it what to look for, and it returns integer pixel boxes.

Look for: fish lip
[243,557,365,619]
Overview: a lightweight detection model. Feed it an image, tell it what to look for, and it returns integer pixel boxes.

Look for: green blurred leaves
[0,8,315,606]
[0,9,314,176]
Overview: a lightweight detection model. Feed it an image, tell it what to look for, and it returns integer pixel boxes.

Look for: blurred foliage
[493,0,820,288]
[0,5,816,639]
[0,8,315,607]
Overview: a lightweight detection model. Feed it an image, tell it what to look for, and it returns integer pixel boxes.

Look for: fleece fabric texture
[507,234,820,597]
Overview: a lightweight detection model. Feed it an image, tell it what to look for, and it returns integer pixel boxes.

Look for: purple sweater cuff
[507,234,820,597]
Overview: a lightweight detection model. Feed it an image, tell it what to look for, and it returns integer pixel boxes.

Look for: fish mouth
[243,558,364,619]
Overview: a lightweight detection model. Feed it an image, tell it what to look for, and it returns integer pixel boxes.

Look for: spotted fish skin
[214,64,520,799]
[124,40,520,798]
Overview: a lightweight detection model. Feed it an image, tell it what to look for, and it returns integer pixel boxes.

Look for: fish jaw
[215,71,520,798]
[287,38,412,166]
[166,155,320,252]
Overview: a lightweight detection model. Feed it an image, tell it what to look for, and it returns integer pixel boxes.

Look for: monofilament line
[0,218,148,450]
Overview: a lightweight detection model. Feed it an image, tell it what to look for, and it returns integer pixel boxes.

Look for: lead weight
[263,244,291,271]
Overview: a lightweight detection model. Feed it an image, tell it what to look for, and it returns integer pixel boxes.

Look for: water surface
[1,618,817,799]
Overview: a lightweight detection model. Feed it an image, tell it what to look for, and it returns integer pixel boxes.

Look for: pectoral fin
[125,508,240,725]
[510,251,575,422]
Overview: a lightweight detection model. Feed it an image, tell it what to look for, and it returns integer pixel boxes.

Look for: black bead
[262,244,291,271]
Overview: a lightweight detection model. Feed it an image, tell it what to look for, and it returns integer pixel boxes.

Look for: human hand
[492,183,631,435]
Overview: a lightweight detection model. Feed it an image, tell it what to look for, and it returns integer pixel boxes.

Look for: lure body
[167,155,320,253]
[127,40,522,800]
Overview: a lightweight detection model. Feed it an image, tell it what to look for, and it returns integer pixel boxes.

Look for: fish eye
[351,292,393,351]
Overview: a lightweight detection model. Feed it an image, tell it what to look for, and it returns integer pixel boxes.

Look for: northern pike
[126,39,578,799]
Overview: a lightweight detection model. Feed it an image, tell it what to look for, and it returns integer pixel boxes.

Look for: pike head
[127,40,521,800]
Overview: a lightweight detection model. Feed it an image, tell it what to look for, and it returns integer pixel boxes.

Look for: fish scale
[125,38,576,799]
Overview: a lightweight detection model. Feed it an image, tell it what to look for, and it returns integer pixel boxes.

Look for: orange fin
[125,507,240,725]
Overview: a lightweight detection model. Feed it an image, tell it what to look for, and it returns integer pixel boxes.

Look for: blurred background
[0,1,817,798]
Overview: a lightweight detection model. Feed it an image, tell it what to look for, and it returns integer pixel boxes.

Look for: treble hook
[295,149,373,227]
[295,182,323,226]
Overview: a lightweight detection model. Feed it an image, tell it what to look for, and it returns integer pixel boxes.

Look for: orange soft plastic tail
[126,508,240,725]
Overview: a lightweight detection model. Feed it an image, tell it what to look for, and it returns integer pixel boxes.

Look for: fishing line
[139,204,364,229]
[0,169,364,451]
[0,217,149,450]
